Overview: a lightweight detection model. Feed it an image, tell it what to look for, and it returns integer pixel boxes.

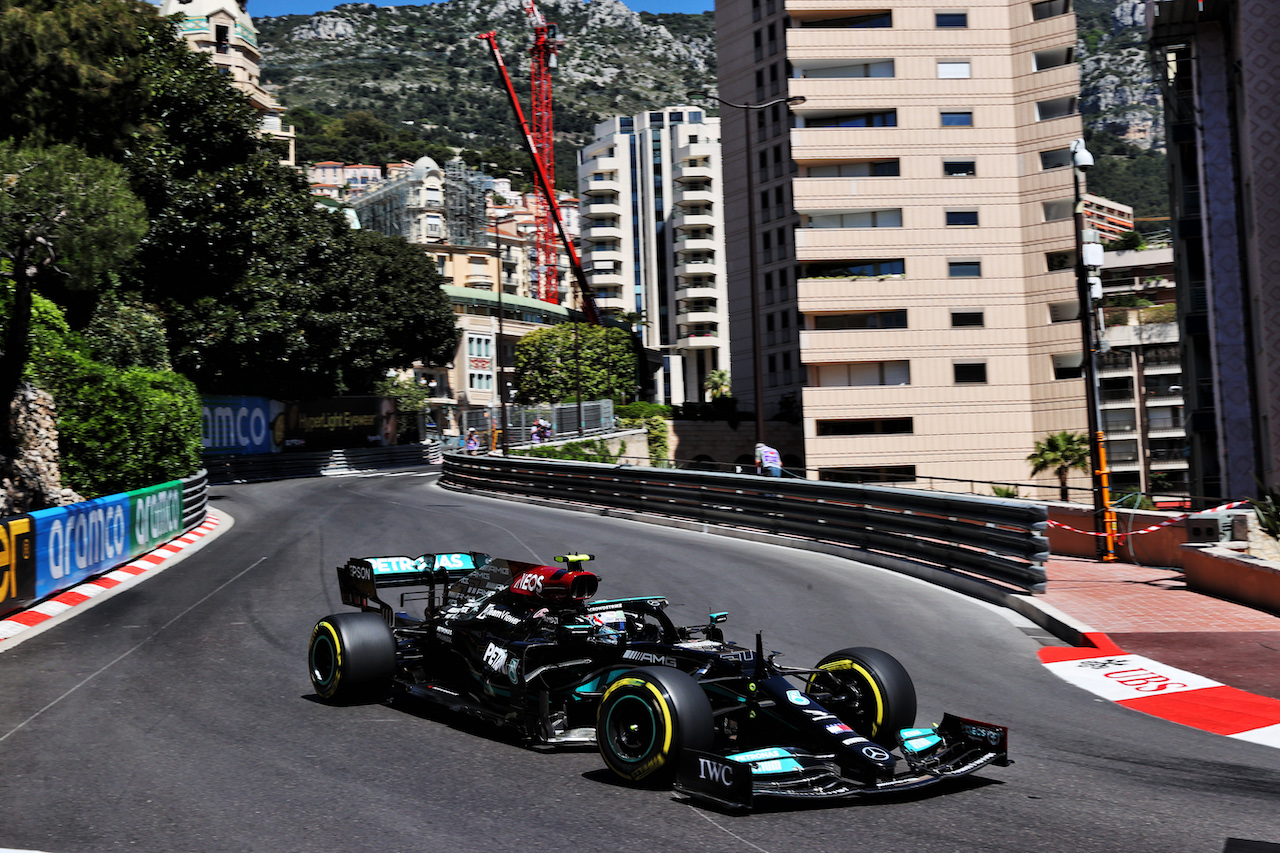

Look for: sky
[244,0,713,16]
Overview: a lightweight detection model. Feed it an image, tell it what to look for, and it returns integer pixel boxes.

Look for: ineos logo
[860,746,891,762]
[513,573,543,595]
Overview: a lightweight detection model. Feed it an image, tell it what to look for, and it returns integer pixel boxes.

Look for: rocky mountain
[256,0,716,153]
[1077,0,1164,151]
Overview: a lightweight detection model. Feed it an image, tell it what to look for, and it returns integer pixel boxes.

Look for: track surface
[2,474,1278,852]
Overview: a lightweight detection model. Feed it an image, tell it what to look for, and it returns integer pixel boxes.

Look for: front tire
[308,612,396,704]
[596,667,714,785]
[807,647,916,740]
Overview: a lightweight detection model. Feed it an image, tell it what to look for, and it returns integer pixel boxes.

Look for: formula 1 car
[306,551,1009,808]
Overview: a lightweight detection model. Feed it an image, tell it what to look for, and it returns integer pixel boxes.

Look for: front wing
[673,714,1009,809]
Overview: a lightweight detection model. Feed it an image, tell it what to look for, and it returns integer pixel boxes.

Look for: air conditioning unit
[1185,511,1249,543]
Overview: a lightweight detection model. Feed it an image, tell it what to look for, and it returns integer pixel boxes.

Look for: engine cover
[509,565,599,603]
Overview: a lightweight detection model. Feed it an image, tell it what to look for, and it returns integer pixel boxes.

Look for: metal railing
[441,453,1049,592]
[206,443,442,484]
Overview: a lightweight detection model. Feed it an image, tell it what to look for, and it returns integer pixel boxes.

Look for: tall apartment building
[157,0,296,166]
[578,107,729,405]
[1148,0,1280,500]
[716,0,1090,491]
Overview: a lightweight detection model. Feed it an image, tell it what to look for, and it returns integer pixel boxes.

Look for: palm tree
[703,369,732,401]
[1027,431,1091,502]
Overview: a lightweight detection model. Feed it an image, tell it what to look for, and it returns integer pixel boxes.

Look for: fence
[441,453,1049,593]
[206,442,442,485]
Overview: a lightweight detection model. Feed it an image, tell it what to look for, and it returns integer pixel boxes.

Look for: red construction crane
[477,30,599,324]
[523,0,562,304]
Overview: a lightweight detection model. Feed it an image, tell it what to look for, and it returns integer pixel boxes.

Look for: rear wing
[338,552,490,618]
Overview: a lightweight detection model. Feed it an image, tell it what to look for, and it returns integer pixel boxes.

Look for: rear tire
[596,667,714,785]
[807,646,916,740]
[308,612,396,704]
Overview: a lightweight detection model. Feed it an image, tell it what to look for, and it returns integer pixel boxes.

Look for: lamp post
[687,90,805,446]
[1071,138,1117,561]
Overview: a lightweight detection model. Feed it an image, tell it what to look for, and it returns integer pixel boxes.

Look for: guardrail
[206,442,442,485]
[441,453,1049,593]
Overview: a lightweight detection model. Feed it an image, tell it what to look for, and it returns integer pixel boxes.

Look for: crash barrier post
[206,441,442,485]
[0,468,209,619]
[440,454,1049,593]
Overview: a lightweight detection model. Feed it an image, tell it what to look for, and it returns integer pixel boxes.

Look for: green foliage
[703,368,731,400]
[1107,230,1146,251]
[1082,130,1170,227]
[618,415,669,465]
[40,349,202,498]
[79,288,170,370]
[513,324,636,404]
[374,373,434,441]
[992,485,1020,498]
[1028,431,1092,502]
[1249,481,1280,540]
[615,401,672,420]
[521,439,619,464]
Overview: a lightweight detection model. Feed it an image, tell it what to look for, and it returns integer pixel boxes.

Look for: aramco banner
[201,396,283,456]
[30,480,183,599]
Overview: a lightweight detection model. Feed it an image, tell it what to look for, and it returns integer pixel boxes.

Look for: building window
[819,465,916,484]
[812,309,907,330]
[937,61,971,79]
[946,210,979,227]
[954,362,987,384]
[943,160,976,176]
[806,159,899,177]
[936,11,968,27]
[806,209,902,228]
[1046,250,1072,270]
[1043,199,1073,221]
[941,111,973,126]
[816,417,914,436]
[1033,46,1075,71]
[1040,147,1072,170]
[948,260,982,277]
[801,258,904,278]
[815,360,910,386]
[1053,353,1084,379]
[801,59,895,78]
[1048,301,1080,323]
[1036,96,1077,121]
[1032,0,1072,21]
[800,10,892,27]
[950,310,984,327]
[807,110,897,128]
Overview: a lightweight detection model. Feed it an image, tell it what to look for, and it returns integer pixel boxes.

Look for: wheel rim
[815,659,884,735]
[310,633,338,689]
[603,694,658,763]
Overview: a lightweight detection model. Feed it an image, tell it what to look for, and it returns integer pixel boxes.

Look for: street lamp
[687,90,806,446]
[1071,138,1117,560]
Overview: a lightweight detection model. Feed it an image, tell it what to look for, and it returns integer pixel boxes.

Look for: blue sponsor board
[202,396,281,456]
[31,495,132,599]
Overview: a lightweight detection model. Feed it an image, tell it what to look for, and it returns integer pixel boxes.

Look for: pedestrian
[755,442,782,477]
[465,428,479,455]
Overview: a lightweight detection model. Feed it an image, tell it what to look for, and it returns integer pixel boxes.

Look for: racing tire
[308,612,396,704]
[596,667,714,786]
[808,647,916,741]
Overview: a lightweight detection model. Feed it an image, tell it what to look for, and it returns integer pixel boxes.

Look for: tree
[1027,431,1092,502]
[0,141,147,455]
[703,368,731,400]
[513,323,636,404]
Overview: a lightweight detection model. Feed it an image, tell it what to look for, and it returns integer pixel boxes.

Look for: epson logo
[622,650,676,667]
[513,573,543,595]
[347,564,372,581]
[697,757,735,787]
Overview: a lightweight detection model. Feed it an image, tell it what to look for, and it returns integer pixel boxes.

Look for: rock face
[0,384,82,516]
[1078,0,1164,150]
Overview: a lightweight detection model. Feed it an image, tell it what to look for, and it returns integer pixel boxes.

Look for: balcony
[674,212,716,230]
[675,260,717,278]
[675,237,717,254]
[676,329,721,348]
[465,274,495,289]
[675,185,715,206]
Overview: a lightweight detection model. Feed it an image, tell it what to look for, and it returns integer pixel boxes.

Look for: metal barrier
[441,453,1049,593]
[205,442,442,485]
[181,468,208,532]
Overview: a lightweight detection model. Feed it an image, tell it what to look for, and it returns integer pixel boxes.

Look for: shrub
[615,401,671,420]
[618,415,669,465]
[521,439,619,464]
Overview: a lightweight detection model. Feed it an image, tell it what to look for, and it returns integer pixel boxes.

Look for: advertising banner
[201,396,282,456]
[280,397,396,451]
[0,515,35,618]
[129,480,184,557]
[32,494,131,599]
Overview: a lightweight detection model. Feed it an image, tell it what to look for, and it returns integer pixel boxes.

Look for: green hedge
[521,439,620,464]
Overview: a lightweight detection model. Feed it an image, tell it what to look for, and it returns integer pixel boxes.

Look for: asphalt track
[1,472,1279,852]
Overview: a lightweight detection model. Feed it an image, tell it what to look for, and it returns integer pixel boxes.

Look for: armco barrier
[206,441,442,484]
[0,469,208,619]
[441,454,1049,593]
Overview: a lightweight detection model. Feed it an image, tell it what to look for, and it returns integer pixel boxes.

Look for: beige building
[157,0,296,166]
[716,0,1090,492]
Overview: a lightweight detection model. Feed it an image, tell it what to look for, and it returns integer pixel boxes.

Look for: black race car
[307,551,1009,809]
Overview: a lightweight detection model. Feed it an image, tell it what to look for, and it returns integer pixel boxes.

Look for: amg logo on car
[622,650,676,667]
[697,757,735,786]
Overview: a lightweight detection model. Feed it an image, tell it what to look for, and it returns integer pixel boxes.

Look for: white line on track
[0,557,267,746]
[691,808,773,852]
